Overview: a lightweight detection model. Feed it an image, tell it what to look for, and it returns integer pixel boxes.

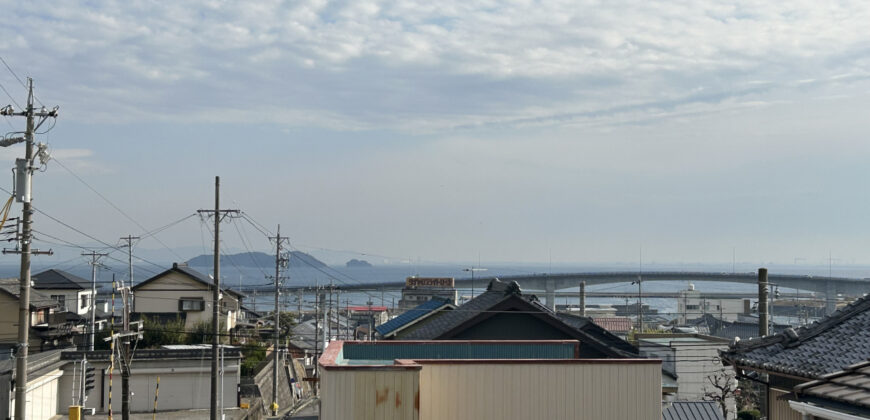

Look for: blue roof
[375,298,451,337]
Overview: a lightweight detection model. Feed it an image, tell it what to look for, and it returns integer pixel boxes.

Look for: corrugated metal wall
[418,363,661,420]
[769,388,802,420]
[321,369,420,420]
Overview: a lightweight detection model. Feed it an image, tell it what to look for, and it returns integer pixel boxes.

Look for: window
[51,295,66,311]
[179,298,205,311]
[81,294,89,309]
[686,304,700,310]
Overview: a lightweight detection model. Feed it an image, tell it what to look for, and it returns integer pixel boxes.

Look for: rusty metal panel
[321,369,420,420]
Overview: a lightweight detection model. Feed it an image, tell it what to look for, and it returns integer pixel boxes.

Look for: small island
[346,259,373,268]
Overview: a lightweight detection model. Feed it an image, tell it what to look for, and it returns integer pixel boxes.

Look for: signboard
[405,277,455,288]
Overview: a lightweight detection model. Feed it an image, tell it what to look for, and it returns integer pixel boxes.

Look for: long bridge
[236,271,870,315]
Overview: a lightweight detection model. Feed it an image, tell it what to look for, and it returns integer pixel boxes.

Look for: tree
[703,368,738,419]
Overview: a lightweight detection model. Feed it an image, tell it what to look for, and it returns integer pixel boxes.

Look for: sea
[2,261,867,324]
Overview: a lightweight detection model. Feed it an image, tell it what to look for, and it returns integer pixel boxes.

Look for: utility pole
[82,251,108,351]
[579,281,586,317]
[268,225,289,417]
[758,267,769,418]
[118,235,139,420]
[1,78,58,420]
[197,177,240,420]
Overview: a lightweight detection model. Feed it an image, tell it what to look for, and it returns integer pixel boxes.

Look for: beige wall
[769,388,802,420]
[419,362,661,420]
[134,272,239,331]
[8,368,62,420]
[322,362,662,420]
[321,369,420,420]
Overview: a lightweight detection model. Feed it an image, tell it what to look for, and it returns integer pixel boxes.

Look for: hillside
[187,251,327,268]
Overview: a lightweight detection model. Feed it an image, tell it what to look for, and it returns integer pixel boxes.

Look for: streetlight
[463,267,488,301]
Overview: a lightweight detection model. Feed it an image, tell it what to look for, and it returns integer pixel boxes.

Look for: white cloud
[0,0,868,131]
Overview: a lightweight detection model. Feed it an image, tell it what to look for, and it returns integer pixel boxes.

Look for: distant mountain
[346,259,373,268]
[187,251,327,268]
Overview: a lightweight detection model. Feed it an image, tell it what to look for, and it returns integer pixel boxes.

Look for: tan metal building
[320,340,662,420]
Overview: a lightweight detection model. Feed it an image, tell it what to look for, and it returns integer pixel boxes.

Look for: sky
[1,0,870,269]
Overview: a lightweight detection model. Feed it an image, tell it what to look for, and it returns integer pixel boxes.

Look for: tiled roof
[396,279,638,357]
[722,295,870,379]
[690,314,790,340]
[375,298,452,337]
[592,317,633,333]
[398,283,511,340]
[662,401,724,420]
[0,278,59,309]
[32,269,89,290]
[796,360,870,411]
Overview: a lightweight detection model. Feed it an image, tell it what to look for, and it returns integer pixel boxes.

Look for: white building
[639,333,736,420]
[677,284,745,324]
[32,269,94,316]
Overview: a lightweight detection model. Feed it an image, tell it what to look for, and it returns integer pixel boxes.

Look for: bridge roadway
[236,271,870,315]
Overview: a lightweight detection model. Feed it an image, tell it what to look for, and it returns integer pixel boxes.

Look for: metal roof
[662,401,724,420]
[375,298,452,337]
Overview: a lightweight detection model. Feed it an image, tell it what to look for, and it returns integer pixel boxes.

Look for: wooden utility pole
[197,177,239,420]
[82,251,108,351]
[268,225,289,416]
[1,78,57,420]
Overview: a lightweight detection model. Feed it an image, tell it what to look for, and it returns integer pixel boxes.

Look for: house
[638,333,736,419]
[380,278,638,359]
[689,313,790,341]
[677,284,746,323]
[0,278,76,355]
[790,360,870,418]
[132,263,243,332]
[32,269,93,316]
[721,293,870,420]
[591,316,633,337]
[375,298,454,339]
[319,340,663,420]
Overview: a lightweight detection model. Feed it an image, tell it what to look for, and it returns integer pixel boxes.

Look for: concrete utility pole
[197,177,240,420]
[119,235,139,420]
[579,281,586,317]
[82,251,108,351]
[268,225,289,417]
[1,78,58,420]
[758,268,769,337]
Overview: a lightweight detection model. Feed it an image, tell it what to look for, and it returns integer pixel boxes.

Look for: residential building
[0,278,76,356]
[639,333,736,419]
[32,269,93,316]
[791,360,870,418]
[346,304,389,328]
[689,313,790,341]
[721,293,870,420]
[591,316,633,338]
[132,262,243,332]
[375,298,454,339]
[381,278,639,359]
[397,277,457,310]
[319,340,662,420]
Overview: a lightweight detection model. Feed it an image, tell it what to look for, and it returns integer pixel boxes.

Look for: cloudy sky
[1,0,870,268]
